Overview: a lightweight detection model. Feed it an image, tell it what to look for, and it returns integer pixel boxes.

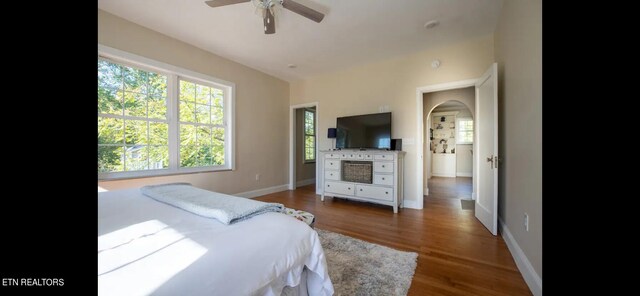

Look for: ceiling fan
[205,0,325,34]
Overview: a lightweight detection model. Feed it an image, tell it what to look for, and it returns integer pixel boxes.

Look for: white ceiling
[98,0,503,82]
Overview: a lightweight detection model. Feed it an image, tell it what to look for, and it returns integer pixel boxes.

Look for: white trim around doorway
[415,79,476,209]
[289,102,319,191]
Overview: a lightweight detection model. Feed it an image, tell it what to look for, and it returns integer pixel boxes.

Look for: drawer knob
[327,185,330,187]
[330,162,333,165]
[382,177,385,180]
[348,187,351,190]
[360,188,363,191]
[385,192,389,194]
[382,165,385,168]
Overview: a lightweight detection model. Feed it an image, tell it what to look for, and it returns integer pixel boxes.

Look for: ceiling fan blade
[264,8,275,34]
[204,0,250,8]
[281,0,325,23]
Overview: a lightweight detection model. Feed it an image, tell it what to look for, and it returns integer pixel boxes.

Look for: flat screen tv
[336,112,391,149]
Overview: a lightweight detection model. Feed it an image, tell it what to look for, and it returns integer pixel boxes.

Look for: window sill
[303,160,316,164]
[98,166,233,181]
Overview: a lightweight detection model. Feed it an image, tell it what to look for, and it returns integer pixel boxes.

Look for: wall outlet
[524,213,529,232]
[255,174,260,181]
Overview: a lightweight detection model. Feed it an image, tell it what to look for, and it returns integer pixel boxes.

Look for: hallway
[427,177,472,199]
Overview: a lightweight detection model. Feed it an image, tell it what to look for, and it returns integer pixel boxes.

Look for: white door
[475,63,499,235]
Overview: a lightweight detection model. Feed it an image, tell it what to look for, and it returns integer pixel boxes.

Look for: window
[304,109,315,162]
[179,80,225,168]
[456,118,473,144]
[98,60,169,173]
[98,48,234,179]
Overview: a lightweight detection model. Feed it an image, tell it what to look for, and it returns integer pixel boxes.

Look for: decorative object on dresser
[327,128,338,150]
[320,150,405,213]
[390,139,402,151]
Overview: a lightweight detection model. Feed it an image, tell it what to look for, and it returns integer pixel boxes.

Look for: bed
[98,187,334,296]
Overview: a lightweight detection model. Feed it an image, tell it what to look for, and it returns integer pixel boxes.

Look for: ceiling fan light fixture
[205,0,325,34]
[252,0,280,10]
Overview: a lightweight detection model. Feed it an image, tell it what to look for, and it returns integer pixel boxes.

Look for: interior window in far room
[456,118,473,144]
[304,109,316,162]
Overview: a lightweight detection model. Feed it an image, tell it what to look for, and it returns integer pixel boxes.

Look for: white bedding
[98,188,334,296]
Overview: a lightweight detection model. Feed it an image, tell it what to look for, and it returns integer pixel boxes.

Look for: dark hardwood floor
[256,184,531,296]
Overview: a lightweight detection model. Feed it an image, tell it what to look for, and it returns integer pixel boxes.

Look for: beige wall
[423,87,475,189]
[495,0,542,281]
[296,108,316,182]
[98,10,290,194]
[291,36,493,205]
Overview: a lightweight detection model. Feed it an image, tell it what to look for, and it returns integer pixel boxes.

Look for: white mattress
[98,188,334,296]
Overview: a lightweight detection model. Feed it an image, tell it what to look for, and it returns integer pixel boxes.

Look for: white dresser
[320,150,405,213]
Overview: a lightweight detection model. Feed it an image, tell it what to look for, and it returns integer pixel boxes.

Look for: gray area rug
[461,199,475,210]
[316,229,418,296]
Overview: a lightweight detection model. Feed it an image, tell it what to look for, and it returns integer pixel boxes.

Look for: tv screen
[336,112,391,149]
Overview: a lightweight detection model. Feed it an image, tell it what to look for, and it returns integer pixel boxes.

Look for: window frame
[98,45,235,180]
[456,117,473,145]
[303,109,316,163]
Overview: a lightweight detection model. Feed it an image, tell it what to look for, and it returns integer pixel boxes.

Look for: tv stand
[320,150,405,213]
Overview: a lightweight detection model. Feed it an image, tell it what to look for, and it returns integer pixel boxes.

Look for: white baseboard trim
[431,173,456,177]
[235,184,289,199]
[296,178,316,187]
[423,187,429,195]
[403,200,422,209]
[499,218,542,296]
[456,172,472,177]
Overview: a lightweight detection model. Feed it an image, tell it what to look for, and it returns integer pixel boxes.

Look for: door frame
[415,79,476,209]
[289,102,319,190]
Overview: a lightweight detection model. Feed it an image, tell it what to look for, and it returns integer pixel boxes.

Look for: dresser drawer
[374,162,393,173]
[325,181,355,195]
[374,154,394,161]
[325,153,340,159]
[355,185,393,202]
[325,159,341,170]
[373,174,393,186]
[325,170,340,181]
[355,153,374,160]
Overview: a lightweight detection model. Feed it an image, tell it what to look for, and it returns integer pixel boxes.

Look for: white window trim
[456,117,473,145]
[98,44,235,180]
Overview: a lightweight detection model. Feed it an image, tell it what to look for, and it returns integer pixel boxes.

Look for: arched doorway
[423,88,476,204]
